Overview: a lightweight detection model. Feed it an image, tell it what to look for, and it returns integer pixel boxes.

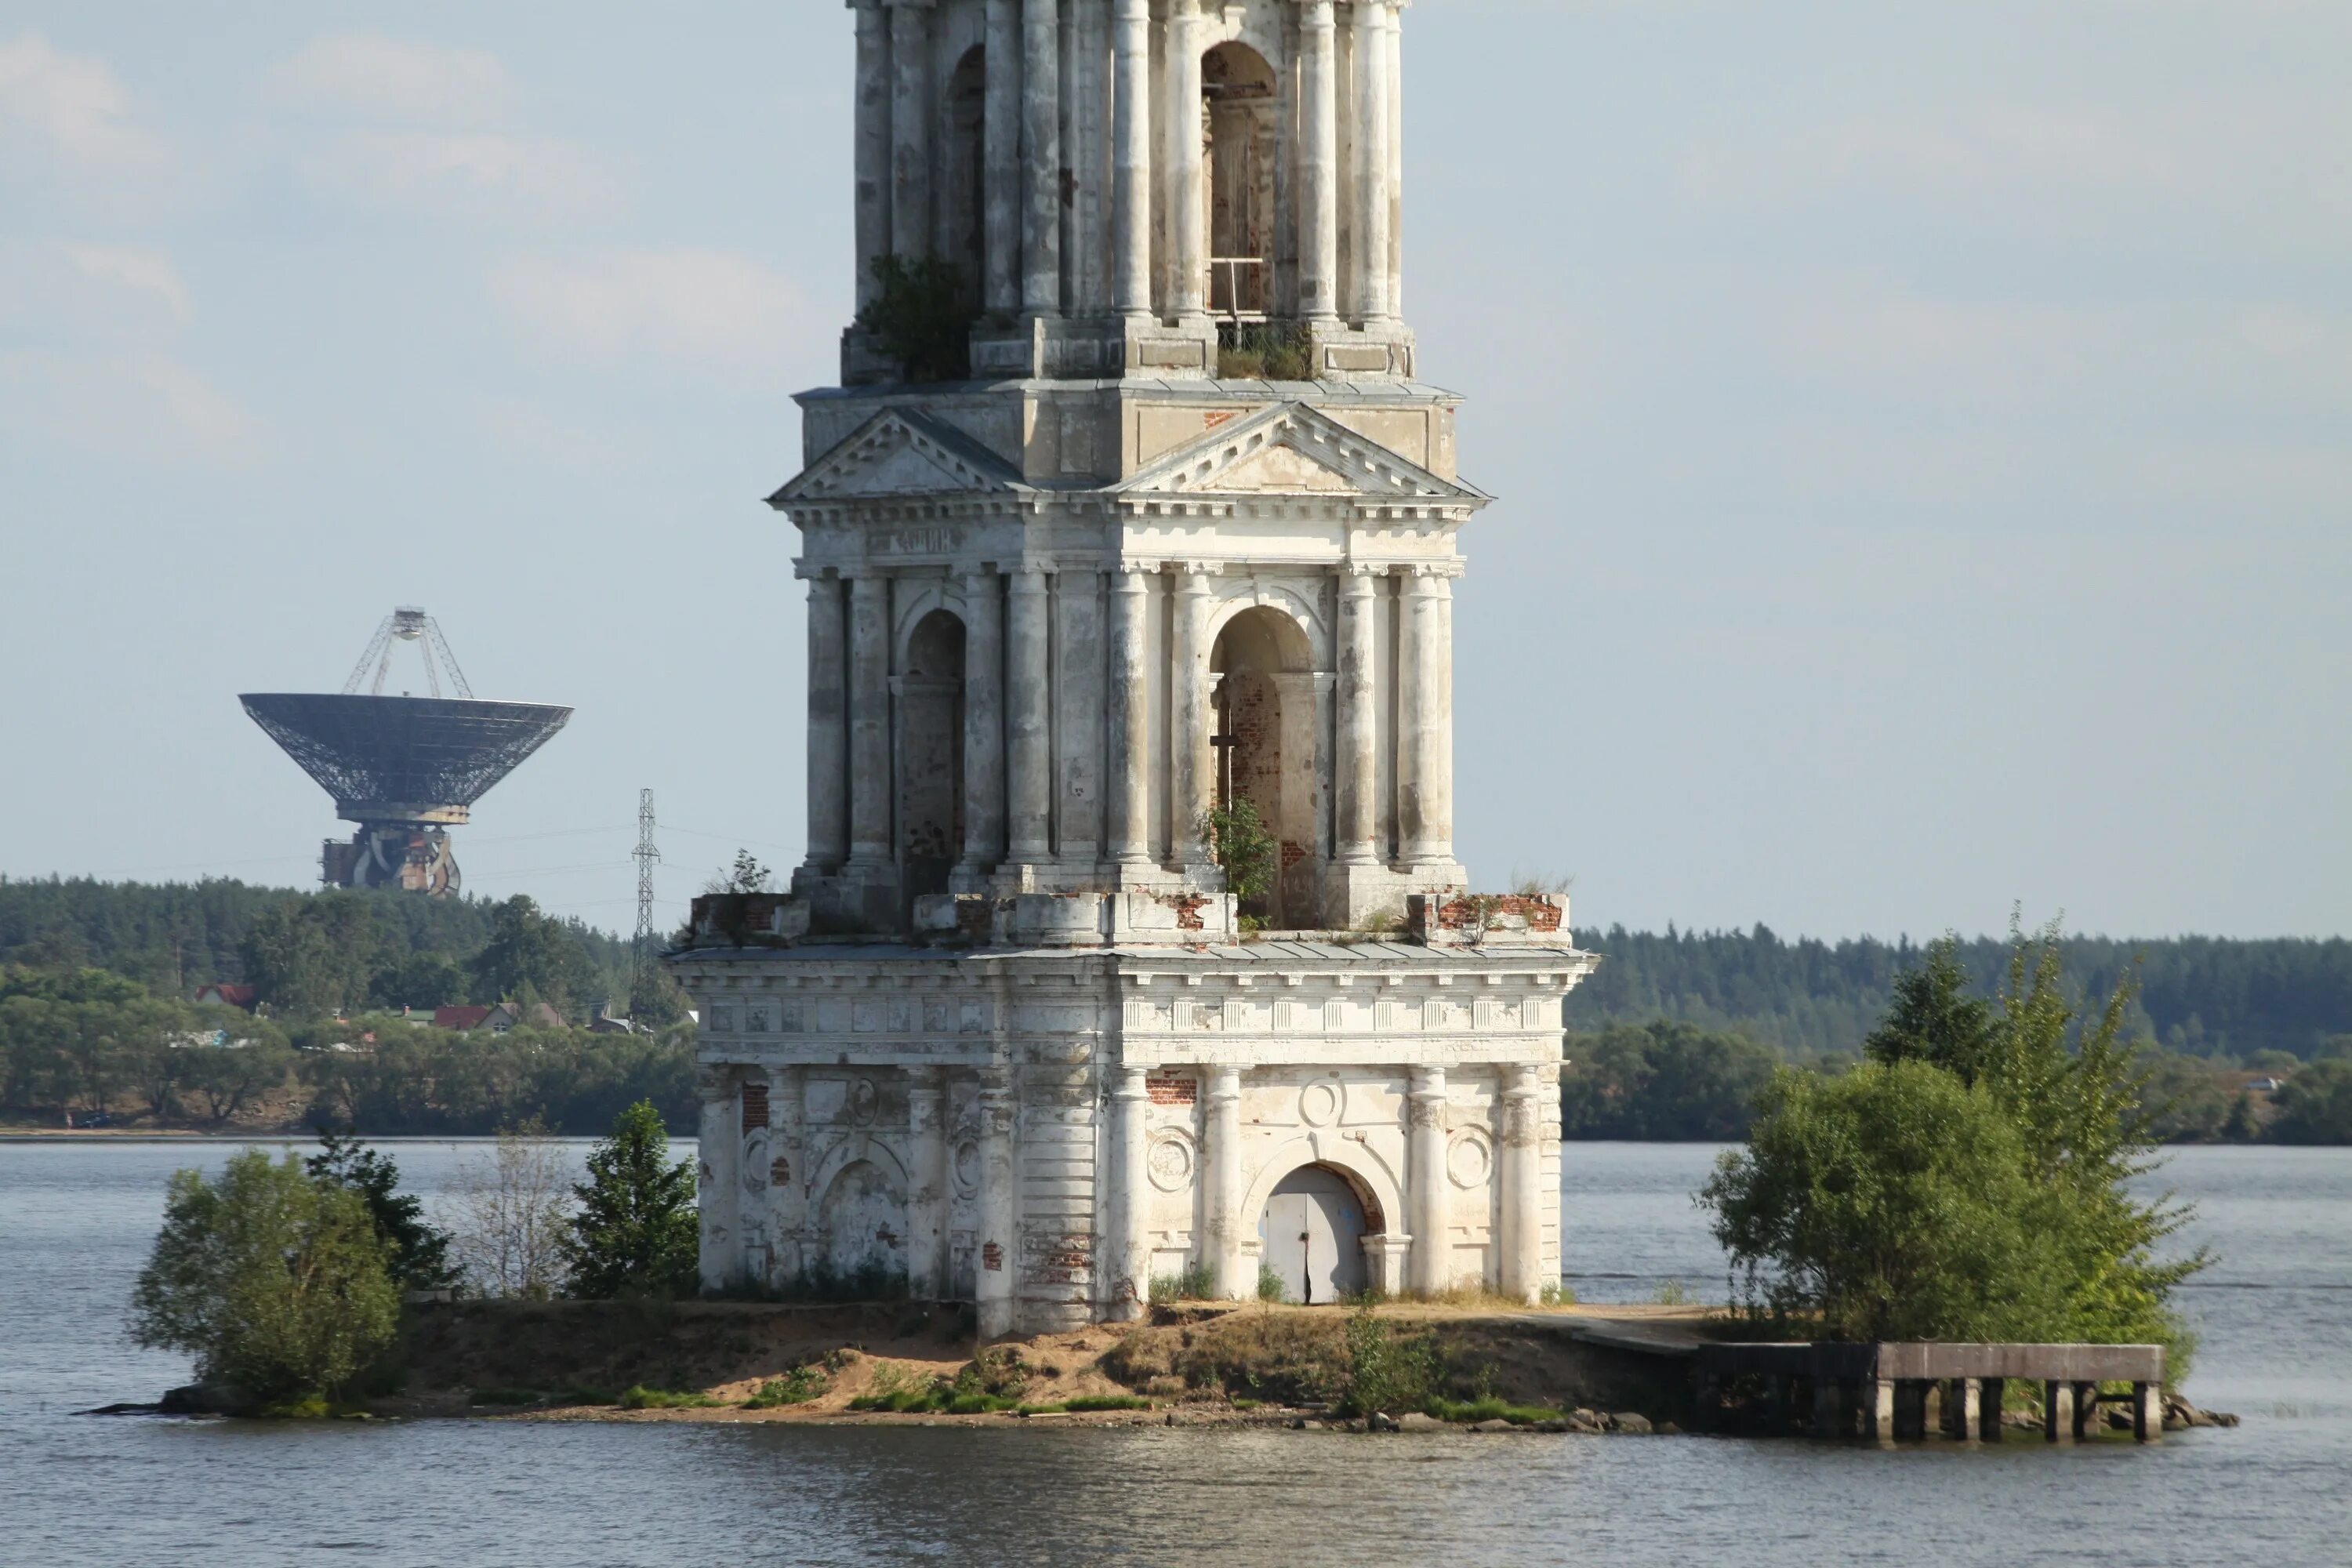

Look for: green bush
[130,1149,400,1406]
[1340,1306,1440,1417]
[743,1364,829,1408]
[1256,1262,1290,1303]
[1150,1261,1217,1303]
[1202,800,1279,909]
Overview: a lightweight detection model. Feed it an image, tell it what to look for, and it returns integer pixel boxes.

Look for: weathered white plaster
[681,0,1596,1330]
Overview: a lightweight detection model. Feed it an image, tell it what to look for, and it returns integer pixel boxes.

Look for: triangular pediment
[1115,401,1486,503]
[770,408,1027,506]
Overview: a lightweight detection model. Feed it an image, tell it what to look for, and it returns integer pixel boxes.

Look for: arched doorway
[1210,604,1316,927]
[1203,42,1277,318]
[941,47,987,292]
[817,1159,909,1290]
[897,609,966,913]
[1258,1163,1370,1305]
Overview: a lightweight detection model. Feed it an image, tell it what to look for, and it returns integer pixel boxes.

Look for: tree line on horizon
[2,879,2347,1143]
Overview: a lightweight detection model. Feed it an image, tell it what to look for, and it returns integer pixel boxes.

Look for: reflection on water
[2,1140,2345,1567]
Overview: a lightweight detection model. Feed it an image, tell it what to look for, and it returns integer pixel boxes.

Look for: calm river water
[2,1140,2345,1567]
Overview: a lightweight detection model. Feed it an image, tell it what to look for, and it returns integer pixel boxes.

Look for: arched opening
[941,47,987,294]
[1210,604,1316,927]
[897,609,966,912]
[817,1159,909,1290]
[1258,1162,1374,1305]
[1203,42,1277,319]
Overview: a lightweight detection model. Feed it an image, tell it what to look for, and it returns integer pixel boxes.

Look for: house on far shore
[192,983,259,1011]
[2246,1076,2288,1094]
[429,1001,568,1034]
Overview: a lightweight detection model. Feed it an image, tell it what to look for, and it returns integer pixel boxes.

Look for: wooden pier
[1693,1341,2169,1443]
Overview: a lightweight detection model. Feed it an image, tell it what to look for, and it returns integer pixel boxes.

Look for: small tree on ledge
[1203,798,1279,919]
[856,254,975,383]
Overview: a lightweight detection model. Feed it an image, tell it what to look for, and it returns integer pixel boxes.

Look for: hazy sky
[2,2,2345,942]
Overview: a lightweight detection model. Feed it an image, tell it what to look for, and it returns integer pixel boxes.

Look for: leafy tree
[1707,924,2205,1363]
[2141,1053,2231,1142]
[2220,1091,2259,1142]
[239,895,381,1017]
[370,952,467,1011]
[561,1099,699,1299]
[470,896,597,1018]
[1560,1021,1779,1140]
[181,1012,294,1124]
[1703,1062,2073,1341]
[130,1149,398,1405]
[1203,798,1279,910]
[2269,1061,2352,1145]
[307,1128,456,1290]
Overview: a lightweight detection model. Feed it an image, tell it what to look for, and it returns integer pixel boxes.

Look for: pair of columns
[1412,1063,1548,1301]
[801,565,1047,880]
[1338,564,1455,867]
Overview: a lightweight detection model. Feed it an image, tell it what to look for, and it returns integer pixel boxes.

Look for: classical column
[1106,567,1152,864]
[888,0,932,260]
[976,1065,1019,1338]
[1399,570,1453,865]
[1006,567,1053,865]
[1110,0,1152,318]
[1204,1065,1244,1298]
[1297,0,1338,321]
[803,572,849,873]
[956,567,1004,873]
[1107,1065,1150,1319]
[1168,566,1214,868]
[1499,1065,1544,1304]
[908,1068,949,1298]
[1069,0,1106,314]
[851,0,892,308]
[695,1068,739,1292]
[847,572,892,869]
[1054,569,1104,866]
[768,1065,805,1288]
[1335,566,1378,863]
[984,0,1022,314]
[1406,1065,1446,1294]
[1385,0,1404,318]
[1162,0,1206,317]
[1022,0,1062,316]
[1349,0,1393,324]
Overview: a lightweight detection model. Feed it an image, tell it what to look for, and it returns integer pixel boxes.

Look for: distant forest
[1565,924,2352,1064]
[0,876,641,1009]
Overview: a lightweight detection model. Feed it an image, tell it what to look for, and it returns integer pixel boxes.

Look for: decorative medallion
[1298,1080,1341,1128]
[1447,1130,1493,1189]
[953,1138,979,1198]
[1146,1131,1196,1192]
[851,1076,879,1125]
